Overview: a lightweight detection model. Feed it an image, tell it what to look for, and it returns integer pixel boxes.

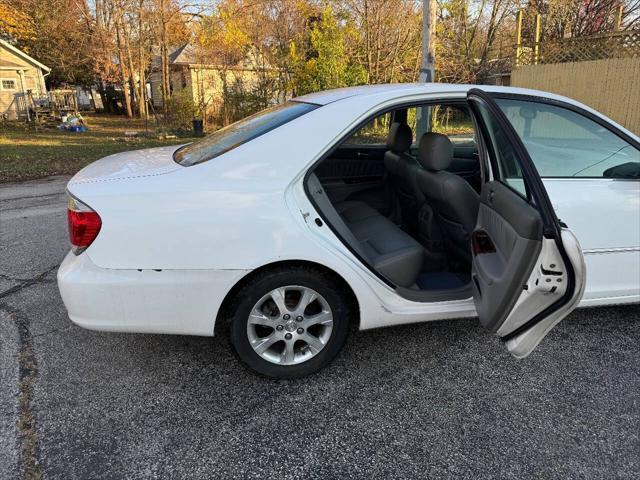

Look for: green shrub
[164,90,198,132]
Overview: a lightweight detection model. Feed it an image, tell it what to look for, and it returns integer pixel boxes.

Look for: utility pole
[419,0,436,82]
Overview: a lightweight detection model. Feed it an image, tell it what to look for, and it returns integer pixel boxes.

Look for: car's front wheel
[230,266,351,378]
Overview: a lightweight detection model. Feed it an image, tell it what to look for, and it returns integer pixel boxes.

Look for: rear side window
[174,101,319,166]
[342,112,392,146]
[496,99,640,178]
[410,104,476,148]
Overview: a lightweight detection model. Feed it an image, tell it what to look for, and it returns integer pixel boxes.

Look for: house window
[1,79,17,90]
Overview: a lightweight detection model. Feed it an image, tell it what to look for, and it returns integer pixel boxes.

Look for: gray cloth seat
[384,123,425,229]
[308,174,424,287]
[335,201,379,223]
[415,133,480,264]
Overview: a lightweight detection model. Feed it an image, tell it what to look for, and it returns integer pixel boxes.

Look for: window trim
[0,78,18,91]
[490,93,640,181]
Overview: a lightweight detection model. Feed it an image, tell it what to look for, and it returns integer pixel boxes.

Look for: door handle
[472,230,496,255]
[488,190,495,204]
[356,151,370,158]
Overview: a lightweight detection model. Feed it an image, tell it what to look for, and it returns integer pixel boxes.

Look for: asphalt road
[1,177,639,479]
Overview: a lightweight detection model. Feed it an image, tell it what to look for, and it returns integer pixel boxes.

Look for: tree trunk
[97,79,111,114]
[159,0,170,113]
[137,0,147,118]
[115,15,133,117]
[161,41,170,112]
[138,55,147,118]
[125,28,138,115]
[95,0,113,113]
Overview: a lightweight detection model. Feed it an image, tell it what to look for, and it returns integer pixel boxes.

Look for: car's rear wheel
[230,267,351,378]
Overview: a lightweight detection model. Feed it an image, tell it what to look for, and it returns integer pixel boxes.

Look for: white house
[0,38,50,120]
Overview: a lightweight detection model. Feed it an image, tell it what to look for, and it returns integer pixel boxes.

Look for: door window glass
[343,105,477,150]
[342,112,392,146]
[472,98,528,198]
[496,99,640,178]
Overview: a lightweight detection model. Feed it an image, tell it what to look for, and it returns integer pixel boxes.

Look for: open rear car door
[466,89,586,358]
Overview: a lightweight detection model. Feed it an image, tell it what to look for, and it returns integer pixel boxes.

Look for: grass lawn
[0,114,197,182]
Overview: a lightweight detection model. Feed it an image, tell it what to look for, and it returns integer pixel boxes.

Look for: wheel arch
[214,260,361,336]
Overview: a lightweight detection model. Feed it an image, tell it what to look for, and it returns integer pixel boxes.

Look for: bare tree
[435,0,520,83]
[528,0,640,39]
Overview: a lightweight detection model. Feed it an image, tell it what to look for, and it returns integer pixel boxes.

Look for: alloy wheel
[246,285,334,365]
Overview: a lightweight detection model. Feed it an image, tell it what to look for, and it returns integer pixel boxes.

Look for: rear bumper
[57,251,249,336]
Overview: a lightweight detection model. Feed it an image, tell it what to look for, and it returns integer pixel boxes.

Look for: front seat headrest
[386,123,413,154]
[417,132,453,171]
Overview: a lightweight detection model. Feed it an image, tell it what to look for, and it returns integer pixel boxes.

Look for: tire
[229,266,351,378]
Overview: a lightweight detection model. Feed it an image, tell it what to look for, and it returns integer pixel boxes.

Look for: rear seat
[335,201,379,223]
[308,174,424,287]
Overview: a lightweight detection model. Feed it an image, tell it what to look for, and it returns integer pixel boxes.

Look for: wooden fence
[511,56,640,134]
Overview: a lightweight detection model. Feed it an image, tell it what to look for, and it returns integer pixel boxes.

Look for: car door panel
[472,182,543,331]
[314,146,386,181]
[467,88,586,358]
[448,156,478,176]
[315,145,388,213]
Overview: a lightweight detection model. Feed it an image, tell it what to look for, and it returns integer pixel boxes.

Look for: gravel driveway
[1,176,638,479]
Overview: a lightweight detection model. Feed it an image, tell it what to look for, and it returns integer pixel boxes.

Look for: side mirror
[603,162,640,179]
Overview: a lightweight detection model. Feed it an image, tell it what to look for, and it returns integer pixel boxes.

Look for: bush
[222,85,267,124]
[164,89,198,132]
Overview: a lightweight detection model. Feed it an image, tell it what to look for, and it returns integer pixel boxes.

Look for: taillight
[67,194,101,255]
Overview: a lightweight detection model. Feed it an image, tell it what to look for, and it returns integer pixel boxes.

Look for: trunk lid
[68,145,185,185]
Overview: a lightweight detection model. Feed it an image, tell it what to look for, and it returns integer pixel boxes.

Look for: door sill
[395,283,473,303]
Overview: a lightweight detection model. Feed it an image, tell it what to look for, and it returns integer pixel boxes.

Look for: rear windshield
[174,101,318,166]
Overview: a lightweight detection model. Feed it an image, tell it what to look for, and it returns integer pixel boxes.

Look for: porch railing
[13,90,78,120]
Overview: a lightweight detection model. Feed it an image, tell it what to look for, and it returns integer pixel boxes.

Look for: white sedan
[57,84,640,378]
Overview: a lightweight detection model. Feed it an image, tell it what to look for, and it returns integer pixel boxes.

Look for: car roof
[291,83,640,138]
[293,83,573,106]
[292,83,638,139]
